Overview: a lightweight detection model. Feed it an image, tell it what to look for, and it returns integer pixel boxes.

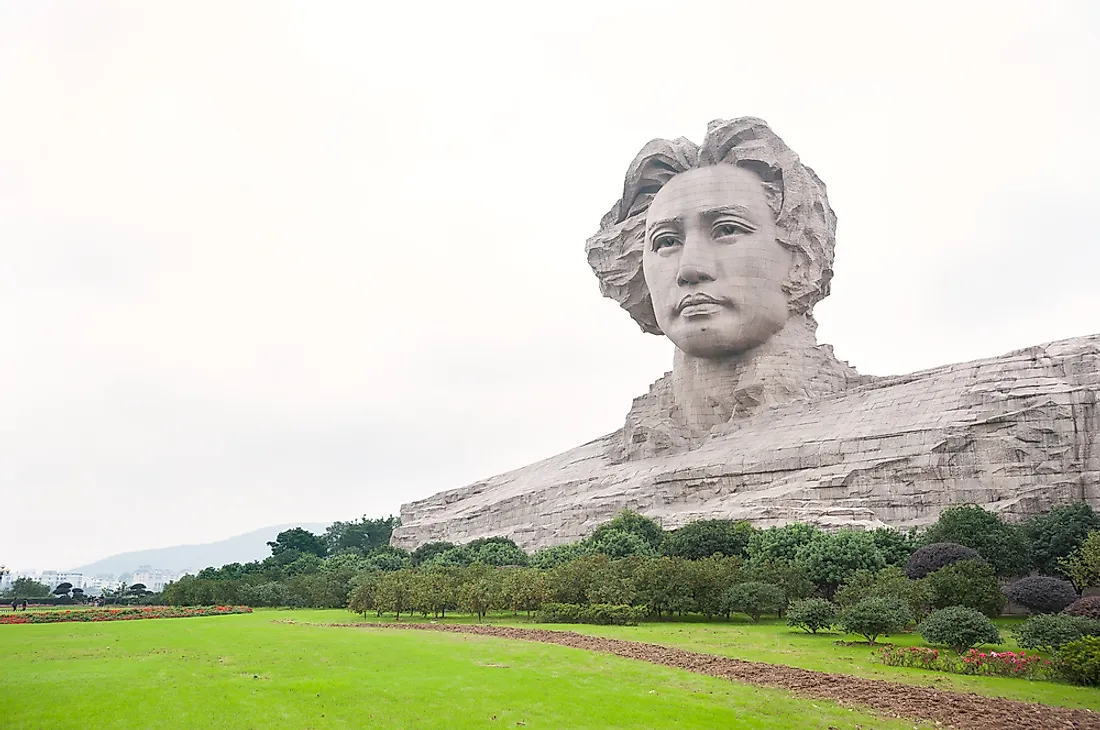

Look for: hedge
[0,605,252,624]
[536,603,645,626]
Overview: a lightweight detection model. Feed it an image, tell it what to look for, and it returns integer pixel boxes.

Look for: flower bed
[0,605,251,625]
[876,645,1054,680]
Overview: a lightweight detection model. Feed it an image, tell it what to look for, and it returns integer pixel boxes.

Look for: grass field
[4,609,1099,729]
[0,609,935,730]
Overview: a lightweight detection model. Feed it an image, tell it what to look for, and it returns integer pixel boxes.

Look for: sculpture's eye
[712,221,750,239]
[652,233,681,252]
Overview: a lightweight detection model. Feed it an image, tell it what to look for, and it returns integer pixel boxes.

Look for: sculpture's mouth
[676,292,728,315]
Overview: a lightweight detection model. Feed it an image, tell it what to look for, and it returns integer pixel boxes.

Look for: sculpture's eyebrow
[701,204,752,219]
[647,215,682,232]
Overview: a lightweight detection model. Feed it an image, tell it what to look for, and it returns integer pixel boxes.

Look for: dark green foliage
[1022,503,1100,576]
[794,529,885,598]
[1058,635,1100,686]
[925,559,1006,617]
[869,528,915,568]
[362,546,411,572]
[469,539,528,566]
[747,523,822,561]
[631,557,693,617]
[52,582,73,596]
[267,527,328,558]
[323,516,400,556]
[836,597,912,644]
[834,566,932,620]
[742,557,815,610]
[1004,576,1078,614]
[1060,531,1100,590]
[661,519,755,559]
[410,541,455,567]
[536,603,645,625]
[919,505,1029,577]
[905,542,980,579]
[1013,613,1100,654]
[684,555,741,619]
[10,578,51,598]
[1064,596,1100,620]
[423,545,475,568]
[590,510,664,551]
[500,568,548,616]
[529,541,592,569]
[918,606,1002,654]
[591,529,657,558]
[785,598,838,634]
[721,581,785,622]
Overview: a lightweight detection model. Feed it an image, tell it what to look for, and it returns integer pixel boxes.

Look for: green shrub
[785,598,838,634]
[535,603,644,626]
[837,597,912,644]
[925,559,1006,617]
[1064,595,1100,620]
[918,606,1001,654]
[1004,576,1078,614]
[905,542,979,579]
[1013,613,1100,654]
[1057,635,1100,686]
[721,581,785,622]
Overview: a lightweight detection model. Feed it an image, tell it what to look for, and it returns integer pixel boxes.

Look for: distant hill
[72,523,328,575]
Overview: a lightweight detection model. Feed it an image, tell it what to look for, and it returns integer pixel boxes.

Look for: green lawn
[0,611,929,730]
[305,610,1100,710]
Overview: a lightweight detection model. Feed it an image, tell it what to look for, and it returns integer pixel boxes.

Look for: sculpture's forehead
[647,165,769,225]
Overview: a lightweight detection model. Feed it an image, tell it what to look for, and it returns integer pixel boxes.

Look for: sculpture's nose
[677,234,716,286]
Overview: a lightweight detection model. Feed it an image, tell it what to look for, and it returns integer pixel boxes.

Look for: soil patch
[332,621,1099,730]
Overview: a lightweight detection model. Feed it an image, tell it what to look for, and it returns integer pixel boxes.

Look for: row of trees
[160,503,1100,619]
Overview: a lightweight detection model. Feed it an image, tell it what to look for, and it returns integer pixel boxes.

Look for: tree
[362,546,411,572]
[632,557,693,617]
[742,556,815,612]
[794,530,885,599]
[837,597,912,644]
[530,541,592,569]
[786,598,838,634]
[53,582,73,597]
[1060,531,1100,591]
[1004,576,1078,614]
[919,505,1029,577]
[869,528,915,568]
[590,510,664,551]
[470,540,529,566]
[347,573,383,616]
[323,516,400,556]
[721,582,785,622]
[375,571,416,620]
[458,565,501,620]
[414,566,460,618]
[71,587,86,604]
[919,606,1002,654]
[11,578,50,598]
[1022,503,1100,576]
[685,555,741,620]
[747,523,822,561]
[905,542,980,579]
[411,541,456,567]
[925,559,1006,617]
[661,519,755,559]
[267,527,328,558]
[501,568,548,617]
[834,566,932,621]
[591,529,657,559]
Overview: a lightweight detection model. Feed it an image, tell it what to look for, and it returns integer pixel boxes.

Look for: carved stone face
[643,165,791,358]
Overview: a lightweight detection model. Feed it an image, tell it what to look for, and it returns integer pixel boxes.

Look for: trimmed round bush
[1064,595,1100,620]
[786,598,838,634]
[919,605,1002,654]
[925,559,1006,617]
[1014,613,1100,654]
[906,542,980,579]
[1004,576,1079,614]
[1058,635,1100,686]
[837,597,912,645]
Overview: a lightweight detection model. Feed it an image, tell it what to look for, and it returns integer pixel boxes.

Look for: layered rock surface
[392,334,1100,550]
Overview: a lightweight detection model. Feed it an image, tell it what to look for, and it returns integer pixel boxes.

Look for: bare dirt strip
[328,621,1100,730]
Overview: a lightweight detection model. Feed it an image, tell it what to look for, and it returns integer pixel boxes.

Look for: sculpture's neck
[670,315,821,434]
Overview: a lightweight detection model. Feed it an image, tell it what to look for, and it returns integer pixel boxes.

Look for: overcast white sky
[2,1,1098,571]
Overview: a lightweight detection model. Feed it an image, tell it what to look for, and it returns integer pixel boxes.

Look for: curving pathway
[332,622,1100,730]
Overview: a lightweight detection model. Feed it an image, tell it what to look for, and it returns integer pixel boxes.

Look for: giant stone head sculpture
[586,118,836,359]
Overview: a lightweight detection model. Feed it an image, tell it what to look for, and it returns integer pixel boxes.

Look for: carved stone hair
[585,117,836,335]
